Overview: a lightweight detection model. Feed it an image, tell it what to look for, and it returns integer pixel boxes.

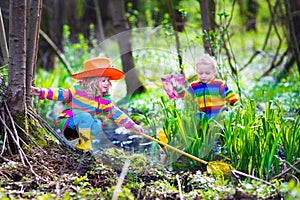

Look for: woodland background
[0,0,299,199]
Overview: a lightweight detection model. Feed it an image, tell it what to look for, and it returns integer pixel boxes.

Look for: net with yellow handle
[129,129,275,188]
[133,129,233,176]
[133,129,276,187]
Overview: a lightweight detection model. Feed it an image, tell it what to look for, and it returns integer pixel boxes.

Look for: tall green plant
[280,114,300,164]
[223,99,299,179]
[142,95,223,168]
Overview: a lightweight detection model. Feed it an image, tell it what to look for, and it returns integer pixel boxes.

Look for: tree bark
[0,1,9,65]
[285,0,300,74]
[8,0,27,115]
[246,0,258,31]
[198,0,213,55]
[7,0,29,147]
[93,0,105,42]
[237,0,258,32]
[168,0,183,74]
[26,0,43,104]
[110,0,145,96]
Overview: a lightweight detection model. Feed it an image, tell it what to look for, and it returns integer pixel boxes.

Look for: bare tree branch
[0,8,8,64]
[39,29,73,76]
[240,0,280,72]
[260,0,283,78]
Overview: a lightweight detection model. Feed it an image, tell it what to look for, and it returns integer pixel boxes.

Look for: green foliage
[96,148,148,174]
[132,94,224,169]
[0,189,8,200]
[281,179,300,200]
[102,186,135,199]
[132,87,299,179]
[251,72,300,114]
[222,99,299,179]
[73,174,90,186]
[62,25,99,70]
[75,0,86,19]
[240,180,279,199]
[126,2,139,28]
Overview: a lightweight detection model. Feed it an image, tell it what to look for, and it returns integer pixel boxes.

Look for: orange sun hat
[71,57,125,80]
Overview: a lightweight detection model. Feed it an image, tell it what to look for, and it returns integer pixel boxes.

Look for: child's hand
[30,86,41,96]
[130,124,144,134]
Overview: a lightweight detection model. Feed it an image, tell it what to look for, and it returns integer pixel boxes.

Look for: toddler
[176,54,241,119]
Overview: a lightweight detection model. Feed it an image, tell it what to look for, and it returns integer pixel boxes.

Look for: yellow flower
[157,129,168,144]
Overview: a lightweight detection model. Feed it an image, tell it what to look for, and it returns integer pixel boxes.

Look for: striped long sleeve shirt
[179,78,240,119]
[39,85,135,133]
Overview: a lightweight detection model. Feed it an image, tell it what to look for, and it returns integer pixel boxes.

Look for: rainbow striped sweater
[179,78,240,119]
[39,85,135,133]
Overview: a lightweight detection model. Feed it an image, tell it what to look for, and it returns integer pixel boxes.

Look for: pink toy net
[161,74,185,100]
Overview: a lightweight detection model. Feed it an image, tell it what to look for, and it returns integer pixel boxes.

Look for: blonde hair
[196,54,217,71]
[78,76,110,98]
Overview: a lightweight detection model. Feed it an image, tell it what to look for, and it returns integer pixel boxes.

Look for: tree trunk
[286,0,300,74]
[110,0,145,96]
[168,0,183,74]
[7,0,28,150]
[26,0,43,104]
[246,0,258,31]
[237,0,258,32]
[8,0,27,114]
[198,0,213,55]
[4,0,48,155]
[274,0,300,82]
[93,0,105,42]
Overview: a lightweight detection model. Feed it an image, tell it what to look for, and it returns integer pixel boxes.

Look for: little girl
[31,57,144,151]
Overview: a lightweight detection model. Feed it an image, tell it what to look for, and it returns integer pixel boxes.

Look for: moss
[97,148,148,173]
[27,116,48,148]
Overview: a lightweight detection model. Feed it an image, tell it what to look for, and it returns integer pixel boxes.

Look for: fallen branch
[232,170,275,187]
[0,113,8,155]
[176,174,183,200]
[0,100,45,180]
[275,156,300,174]
[271,156,300,181]
[0,154,12,162]
[112,160,130,200]
[0,115,26,166]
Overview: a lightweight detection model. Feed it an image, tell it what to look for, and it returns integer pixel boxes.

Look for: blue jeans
[73,112,103,135]
[64,112,103,140]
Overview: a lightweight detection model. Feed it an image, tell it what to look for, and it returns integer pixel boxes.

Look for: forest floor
[0,140,284,200]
